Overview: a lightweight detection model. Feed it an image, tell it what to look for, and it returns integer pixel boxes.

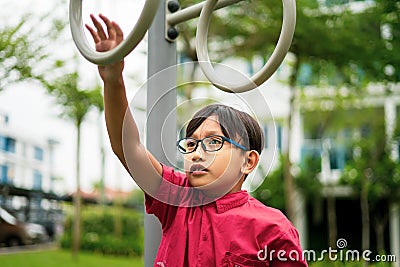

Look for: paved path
[0,242,57,255]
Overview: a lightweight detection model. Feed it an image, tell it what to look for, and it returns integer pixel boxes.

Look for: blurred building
[293,83,400,263]
[0,111,64,239]
[177,54,400,263]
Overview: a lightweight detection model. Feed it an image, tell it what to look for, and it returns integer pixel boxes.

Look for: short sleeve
[269,226,308,267]
[144,165,189,229]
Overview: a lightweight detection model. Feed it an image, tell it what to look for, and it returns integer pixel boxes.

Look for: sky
[0,0,292,195]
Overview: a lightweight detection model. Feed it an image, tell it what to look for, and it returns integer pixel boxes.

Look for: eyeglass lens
[178,136,224,153]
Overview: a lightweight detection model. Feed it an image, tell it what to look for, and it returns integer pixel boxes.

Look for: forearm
[102,75,162,194]
[103,75,141,164]
[87,14,162,194]
[103,76,163,195]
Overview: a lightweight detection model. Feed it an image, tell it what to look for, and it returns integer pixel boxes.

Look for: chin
[187,174,214,188]
[188,178,208,188]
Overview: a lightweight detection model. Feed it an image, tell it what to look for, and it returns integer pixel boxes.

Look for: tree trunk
[114,200,123,239]
[327,186,337,248]
[313,197,323,224]
[283,56,300,222]
[98,113,106,205]
[360,172,370,267]
[184,62,197,101]
[72,123,82,259]
[283,153,295,220]
[374,212,387,254]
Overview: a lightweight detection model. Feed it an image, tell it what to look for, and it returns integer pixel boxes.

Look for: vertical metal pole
[146,0,177,266]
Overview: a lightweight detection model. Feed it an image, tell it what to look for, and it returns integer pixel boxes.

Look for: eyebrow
[189,130,223,139]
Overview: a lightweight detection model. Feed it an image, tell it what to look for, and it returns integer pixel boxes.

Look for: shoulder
[243,195,296,238]
[145,165,188,210]
[245,197,304,252]
[246,195,289,223]
[161,164,188,187]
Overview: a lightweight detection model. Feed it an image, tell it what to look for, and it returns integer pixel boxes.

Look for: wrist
[103,74,125,89]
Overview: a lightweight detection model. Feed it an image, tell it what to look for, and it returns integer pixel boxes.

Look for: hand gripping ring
[196,0,296,93]
[70,0,161,65]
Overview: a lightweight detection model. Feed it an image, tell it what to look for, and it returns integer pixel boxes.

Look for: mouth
[189,164,208,175]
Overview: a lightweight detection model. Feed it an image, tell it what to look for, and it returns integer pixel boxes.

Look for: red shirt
[146,165,308,267]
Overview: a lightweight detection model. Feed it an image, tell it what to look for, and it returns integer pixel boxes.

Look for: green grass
[0,248,144,267]
[1,248,393,267]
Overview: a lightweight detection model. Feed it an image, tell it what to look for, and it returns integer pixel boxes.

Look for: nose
[191,144,204,161]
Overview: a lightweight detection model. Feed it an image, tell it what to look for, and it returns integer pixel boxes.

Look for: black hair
[185,104,264,154]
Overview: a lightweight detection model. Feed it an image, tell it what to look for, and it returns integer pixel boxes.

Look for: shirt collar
[214,190,249,213]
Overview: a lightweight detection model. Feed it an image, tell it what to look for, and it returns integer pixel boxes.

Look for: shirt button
[202,234,207,241]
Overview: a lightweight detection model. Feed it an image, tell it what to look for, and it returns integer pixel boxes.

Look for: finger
[85,24,101,44]
[99,14,116,40]
[113,22,124,44]
[90,14,107,40]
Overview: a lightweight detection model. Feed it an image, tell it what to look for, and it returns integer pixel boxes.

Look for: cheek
[199,151,245,194]
[214,150,244,173]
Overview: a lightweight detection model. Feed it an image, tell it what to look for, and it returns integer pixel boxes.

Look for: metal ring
[69,0,161,65]
[196,0,296,93]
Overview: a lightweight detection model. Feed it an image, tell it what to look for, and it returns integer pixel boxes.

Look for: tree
[340,107,400,255]
[277,0,387,224]
[252,154,286,212]
[176,0,393,222]
[372,0,400,84]
[89,85,106,205]
[45,72,103,258]
[0,13,66,91]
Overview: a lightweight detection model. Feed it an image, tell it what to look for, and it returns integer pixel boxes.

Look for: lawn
[0,248,144,267]
[0,248,394,267]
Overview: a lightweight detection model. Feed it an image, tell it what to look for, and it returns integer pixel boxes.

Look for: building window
[34,146,44,161]
[298,63,312,86]
[0,164,14,185]
[0,164,8,184]
[329,146,347,170]
[0,136,16,153]
[33,170,42,190]
[277,125,283,151]
[301,143,322,167]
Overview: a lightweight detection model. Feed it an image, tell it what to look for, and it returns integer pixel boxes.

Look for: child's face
[183,115,246,194]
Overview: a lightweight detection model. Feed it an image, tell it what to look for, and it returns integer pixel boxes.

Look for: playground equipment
[69,0,296,265]
[70,0,296,91]
[196,0,296,92]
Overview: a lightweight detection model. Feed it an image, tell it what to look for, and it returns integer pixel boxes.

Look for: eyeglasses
[177,135,248,154]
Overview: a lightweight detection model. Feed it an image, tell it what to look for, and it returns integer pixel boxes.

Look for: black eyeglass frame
[176,134,249,154]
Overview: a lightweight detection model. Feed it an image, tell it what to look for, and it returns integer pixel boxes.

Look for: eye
[186,140,197,148]
[206,136,223,145]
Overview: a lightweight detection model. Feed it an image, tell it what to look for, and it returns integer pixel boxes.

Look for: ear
[241,150,260,175]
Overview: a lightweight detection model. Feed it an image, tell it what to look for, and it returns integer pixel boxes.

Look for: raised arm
[86,14,162,195]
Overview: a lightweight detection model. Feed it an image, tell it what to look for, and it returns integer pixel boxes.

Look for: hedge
[60,205,144,257]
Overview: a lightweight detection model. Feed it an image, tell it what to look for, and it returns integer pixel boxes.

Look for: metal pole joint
[165,0,181,42]
[165,0,244,42]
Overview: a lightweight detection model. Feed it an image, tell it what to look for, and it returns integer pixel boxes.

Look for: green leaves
[178,0,399,87]
[339,107,400,204]
[0,12,67,91]
[0,18,36,90]
[45,72,103,126]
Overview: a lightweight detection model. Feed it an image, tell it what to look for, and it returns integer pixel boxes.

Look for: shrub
[60,205,144,257]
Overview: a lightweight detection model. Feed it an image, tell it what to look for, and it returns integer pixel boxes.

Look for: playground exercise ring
[196,0,296,93]
[69,0,161,65]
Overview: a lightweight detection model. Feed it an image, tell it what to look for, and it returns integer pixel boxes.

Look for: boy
[86,14,308,266]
